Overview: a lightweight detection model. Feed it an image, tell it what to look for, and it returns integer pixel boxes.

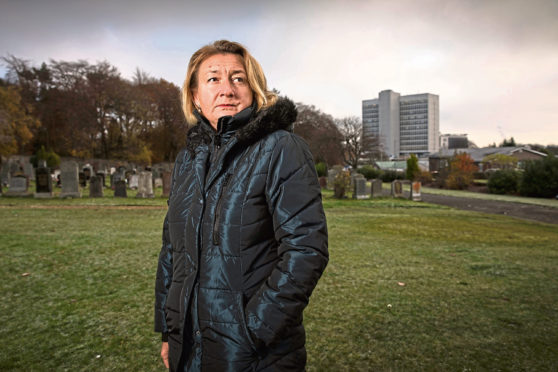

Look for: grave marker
[391,180,403,198]
[370,179,383,198]
[59,161,81,198]
[34,166,53,198]
[89,175,104,198]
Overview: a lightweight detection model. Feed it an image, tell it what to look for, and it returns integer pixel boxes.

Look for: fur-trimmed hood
[185,97,297,154]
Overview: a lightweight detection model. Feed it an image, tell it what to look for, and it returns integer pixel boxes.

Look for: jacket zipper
[213,173,232,245]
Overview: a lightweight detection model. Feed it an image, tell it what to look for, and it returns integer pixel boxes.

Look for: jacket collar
[186,97,297,155]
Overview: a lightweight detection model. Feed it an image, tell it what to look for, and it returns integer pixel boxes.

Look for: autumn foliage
[445,152,477,190]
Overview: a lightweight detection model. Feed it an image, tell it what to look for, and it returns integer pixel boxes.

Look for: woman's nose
[220,79,234,96]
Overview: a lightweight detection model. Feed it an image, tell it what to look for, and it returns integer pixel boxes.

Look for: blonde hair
[182,40,278,125]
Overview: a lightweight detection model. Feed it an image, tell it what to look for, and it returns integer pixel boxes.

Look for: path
[419,192,558,225]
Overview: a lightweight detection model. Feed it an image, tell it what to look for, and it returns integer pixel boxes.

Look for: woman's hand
[161,342,169,369]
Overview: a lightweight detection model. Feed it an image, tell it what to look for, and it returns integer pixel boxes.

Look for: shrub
[357,165,381,180]
[315,162,327,178]
[417,170,433,185]
[519,155,558,198]
[487,170,521,195]
[31,146,60,169]
[381,170,404,183]
[406,154,420,181]
[333,170,351,198]
[445,152,477,190]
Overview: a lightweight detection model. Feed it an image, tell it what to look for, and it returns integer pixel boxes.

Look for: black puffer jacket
[154,97,328,371]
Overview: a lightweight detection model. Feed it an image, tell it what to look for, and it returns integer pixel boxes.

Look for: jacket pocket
[212,173,232,246]
[165,307,180,333]
[237,293,259,354]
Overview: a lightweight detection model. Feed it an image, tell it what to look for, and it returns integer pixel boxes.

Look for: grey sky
[1,0,557,146]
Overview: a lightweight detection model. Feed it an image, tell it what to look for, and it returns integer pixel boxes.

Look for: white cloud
[1,0,557,146]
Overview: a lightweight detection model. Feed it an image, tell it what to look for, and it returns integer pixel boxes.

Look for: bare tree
[336,116,364,169]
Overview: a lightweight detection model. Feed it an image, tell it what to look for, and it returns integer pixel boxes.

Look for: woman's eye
[208,77,217,82]
[233,77,245,83]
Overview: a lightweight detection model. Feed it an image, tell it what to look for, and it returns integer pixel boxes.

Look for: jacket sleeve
[245,133,329,347]
[154,153,182,336]
[154,214,173,336]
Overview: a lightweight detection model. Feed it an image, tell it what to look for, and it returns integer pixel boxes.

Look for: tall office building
[362,90,439,158]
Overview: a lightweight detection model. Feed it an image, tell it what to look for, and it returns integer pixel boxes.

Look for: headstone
[353,176,368,199]
[136,171,154,198]
[410,181,422,201]
[370,179,383,198]
[89,175,104,198]
[96,172,106,188]
[318,177,327,189]
[129,174,139,190]
[1,163,10,186]
[34,167,53,198]
[114,180,127,198]
[154,177,163,189]
[23,162,35,181]
[9,161,22,176]
[79,172,87,188]
[83,166,92,181]
[327,169,339,190]
[391,180,403,198]
[162,171,171,197]
[59,161,81,198]
[6,175,29,196]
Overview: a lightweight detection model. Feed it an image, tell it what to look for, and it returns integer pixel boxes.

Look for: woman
[154,40,328,371]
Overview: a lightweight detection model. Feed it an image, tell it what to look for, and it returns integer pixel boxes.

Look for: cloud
[1,0,557,146]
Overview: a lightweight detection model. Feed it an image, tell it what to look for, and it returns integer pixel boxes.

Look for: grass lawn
[1,190,557,371]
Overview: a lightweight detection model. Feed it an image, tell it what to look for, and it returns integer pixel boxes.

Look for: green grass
[1,192,558,371]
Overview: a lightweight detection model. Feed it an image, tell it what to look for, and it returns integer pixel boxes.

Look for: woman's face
[193,53,254,129]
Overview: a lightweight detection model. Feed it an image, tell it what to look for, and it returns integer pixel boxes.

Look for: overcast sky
[1,0,557,147]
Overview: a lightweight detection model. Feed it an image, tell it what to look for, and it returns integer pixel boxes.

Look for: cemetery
[2,163,558,370]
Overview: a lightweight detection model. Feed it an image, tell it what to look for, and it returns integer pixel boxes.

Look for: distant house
[428,146,547,173]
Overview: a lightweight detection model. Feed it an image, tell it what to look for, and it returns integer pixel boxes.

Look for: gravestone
[410,181,422,201]
[353,176,368,199]
[9,161,22,176]
[370,178,383,198]
[129,174,139,190]
[23,162,35,181]
[136,171,154,198]
[96,172,106,187]
[79,172,87,188]
[89,175,104,198]
[59,161,81,198]
[391,180,403,198]
[114,180,127,197]
[83,166,92,181]
[162,171,171,197]
[327,169,339,190]
[6,175,29,196]
[34,166,53,198]
[154,177,163,189]
[1,163,10,186]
